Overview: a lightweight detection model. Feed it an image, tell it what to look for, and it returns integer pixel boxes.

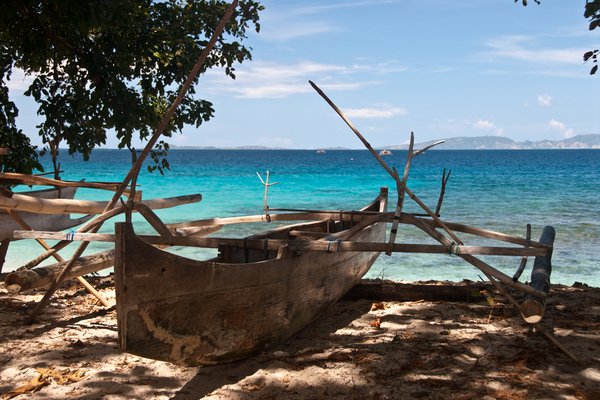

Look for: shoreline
[1,276,599,399]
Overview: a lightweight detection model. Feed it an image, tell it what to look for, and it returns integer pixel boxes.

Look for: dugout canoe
[0,186,92,241]
[114,187,388,366]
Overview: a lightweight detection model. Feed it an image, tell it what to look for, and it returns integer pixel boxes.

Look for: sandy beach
[0,276,598,399]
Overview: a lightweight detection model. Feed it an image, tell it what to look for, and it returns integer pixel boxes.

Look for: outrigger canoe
[114,188,388,366]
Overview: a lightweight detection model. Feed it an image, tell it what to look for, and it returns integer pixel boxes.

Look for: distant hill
[387,134,600,150]
[170,145,288,150]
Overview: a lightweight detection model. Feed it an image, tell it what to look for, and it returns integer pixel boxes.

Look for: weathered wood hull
[0,186,92,240]
[115,189,387,366]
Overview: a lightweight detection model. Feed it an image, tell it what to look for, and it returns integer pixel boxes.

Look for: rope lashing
[449,242,461,255]
[327,240,343,252]
[65,230,75,241]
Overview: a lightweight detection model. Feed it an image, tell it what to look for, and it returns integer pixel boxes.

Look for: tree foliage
[0,0,262,174]
[517,0,599,75]
[584,0,600,74]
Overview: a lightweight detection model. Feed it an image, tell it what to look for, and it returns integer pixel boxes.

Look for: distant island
[169,134,600,151]
[387,134,600,150]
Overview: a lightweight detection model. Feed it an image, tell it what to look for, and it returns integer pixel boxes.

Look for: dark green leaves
[515,0,540,5]
[583,1,600,75]
[0,1,262,173]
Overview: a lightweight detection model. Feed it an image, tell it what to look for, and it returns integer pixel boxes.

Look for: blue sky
[9,0,600,149]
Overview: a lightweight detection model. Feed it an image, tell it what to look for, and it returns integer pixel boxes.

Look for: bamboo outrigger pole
[0,172,130,192]
[26,0,240,322]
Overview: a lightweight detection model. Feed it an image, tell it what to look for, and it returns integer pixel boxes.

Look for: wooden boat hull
[115,189,387,366]
[0,186,92,240]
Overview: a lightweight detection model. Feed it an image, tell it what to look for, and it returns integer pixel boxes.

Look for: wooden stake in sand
[26,0,240,322]
[257,171,279,222]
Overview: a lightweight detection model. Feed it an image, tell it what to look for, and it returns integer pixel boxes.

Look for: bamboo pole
[17,205,126,271]
[0,172,130,192]
[166,211,548,249]
[133,203,174,238]
[11,229,548,257]
[0,192,200,215]
[7,210,110,307]
[422,219,549,249]
[308,80,463,246]
[26,0,240,322]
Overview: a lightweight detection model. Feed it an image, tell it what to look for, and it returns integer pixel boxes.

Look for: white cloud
[260,1,400,42]
[293,0,400,16]
[343,106,407,119]
[480,35,586,65]
[473,119,504,135]
[203,60,399,99]
[262,22,343,41]
[537,94,552,107]
[548,119,575,138]
[548,119,566,130]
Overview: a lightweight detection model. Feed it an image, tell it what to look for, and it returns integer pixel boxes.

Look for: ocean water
[4,149,599,287]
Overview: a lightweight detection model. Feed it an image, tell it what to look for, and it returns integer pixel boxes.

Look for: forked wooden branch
[386,133,445,255]
[308,80,463,246]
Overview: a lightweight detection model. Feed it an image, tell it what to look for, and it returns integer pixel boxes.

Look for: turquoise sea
[5,149,600,287]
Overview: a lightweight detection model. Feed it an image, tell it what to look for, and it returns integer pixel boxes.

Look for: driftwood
[5,250,115,292]
[344,279,491,302]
